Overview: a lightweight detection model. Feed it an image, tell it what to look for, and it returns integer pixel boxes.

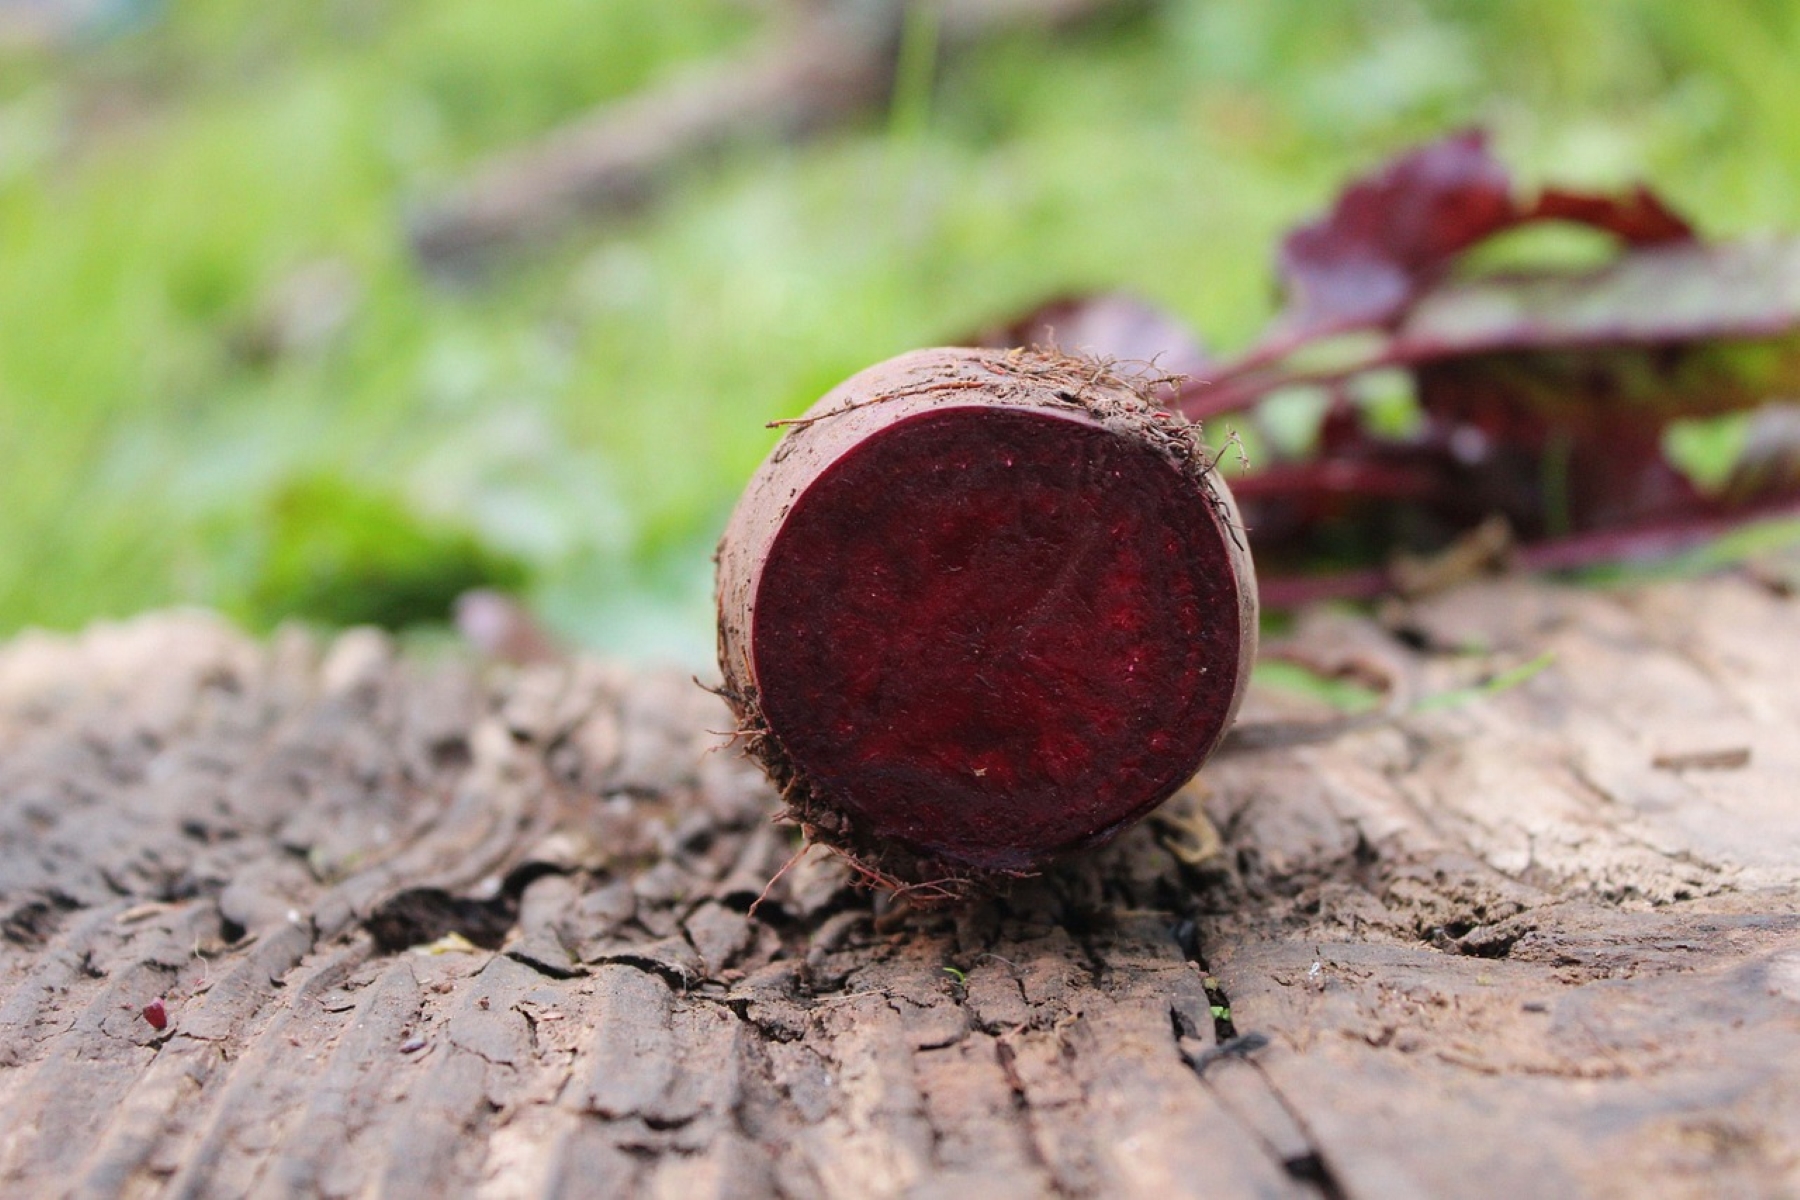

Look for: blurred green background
[3,0,1798,663]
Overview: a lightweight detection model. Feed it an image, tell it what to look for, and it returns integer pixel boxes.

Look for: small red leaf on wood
[142,998,168,1031]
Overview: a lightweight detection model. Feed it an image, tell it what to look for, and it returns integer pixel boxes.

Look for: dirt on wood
[1,567,1797,1197]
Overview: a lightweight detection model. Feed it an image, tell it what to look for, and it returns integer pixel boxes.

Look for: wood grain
[1,569,1797,1197]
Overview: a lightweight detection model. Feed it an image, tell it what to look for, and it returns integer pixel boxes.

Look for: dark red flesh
[751,405,1244,872]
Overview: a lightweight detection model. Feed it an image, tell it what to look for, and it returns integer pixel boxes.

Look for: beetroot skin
[716,347,1257,894]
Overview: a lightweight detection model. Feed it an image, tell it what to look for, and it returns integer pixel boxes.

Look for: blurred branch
[408,0,1138,271]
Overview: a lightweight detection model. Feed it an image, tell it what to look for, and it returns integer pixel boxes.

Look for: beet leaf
[970,131,1800,601]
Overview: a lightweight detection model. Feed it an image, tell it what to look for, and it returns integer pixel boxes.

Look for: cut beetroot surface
[717,348,1256,887]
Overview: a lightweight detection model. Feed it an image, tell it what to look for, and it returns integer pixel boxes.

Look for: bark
[1,567,1797,1197]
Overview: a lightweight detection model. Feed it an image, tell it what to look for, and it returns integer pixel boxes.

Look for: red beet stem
[717,348,1257,894]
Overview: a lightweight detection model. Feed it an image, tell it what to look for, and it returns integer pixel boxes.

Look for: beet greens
[980,130,1800,603]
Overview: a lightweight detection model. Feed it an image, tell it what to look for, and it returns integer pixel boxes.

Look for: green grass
[4,0,1800,662]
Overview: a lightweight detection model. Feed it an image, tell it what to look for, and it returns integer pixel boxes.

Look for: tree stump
[1,569,1797,1198]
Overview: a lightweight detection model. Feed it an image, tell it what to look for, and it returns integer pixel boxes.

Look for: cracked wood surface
[1,570,1797,1198]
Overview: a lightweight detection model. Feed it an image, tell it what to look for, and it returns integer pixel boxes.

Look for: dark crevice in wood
[1202,974,1238,1042]
[363,887,519,953]
[1282,1150,1348,1200]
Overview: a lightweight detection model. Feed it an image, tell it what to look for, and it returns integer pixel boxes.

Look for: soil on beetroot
[716,348,1257,894]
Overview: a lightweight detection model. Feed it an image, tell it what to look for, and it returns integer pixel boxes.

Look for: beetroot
[716,348,1256,894]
